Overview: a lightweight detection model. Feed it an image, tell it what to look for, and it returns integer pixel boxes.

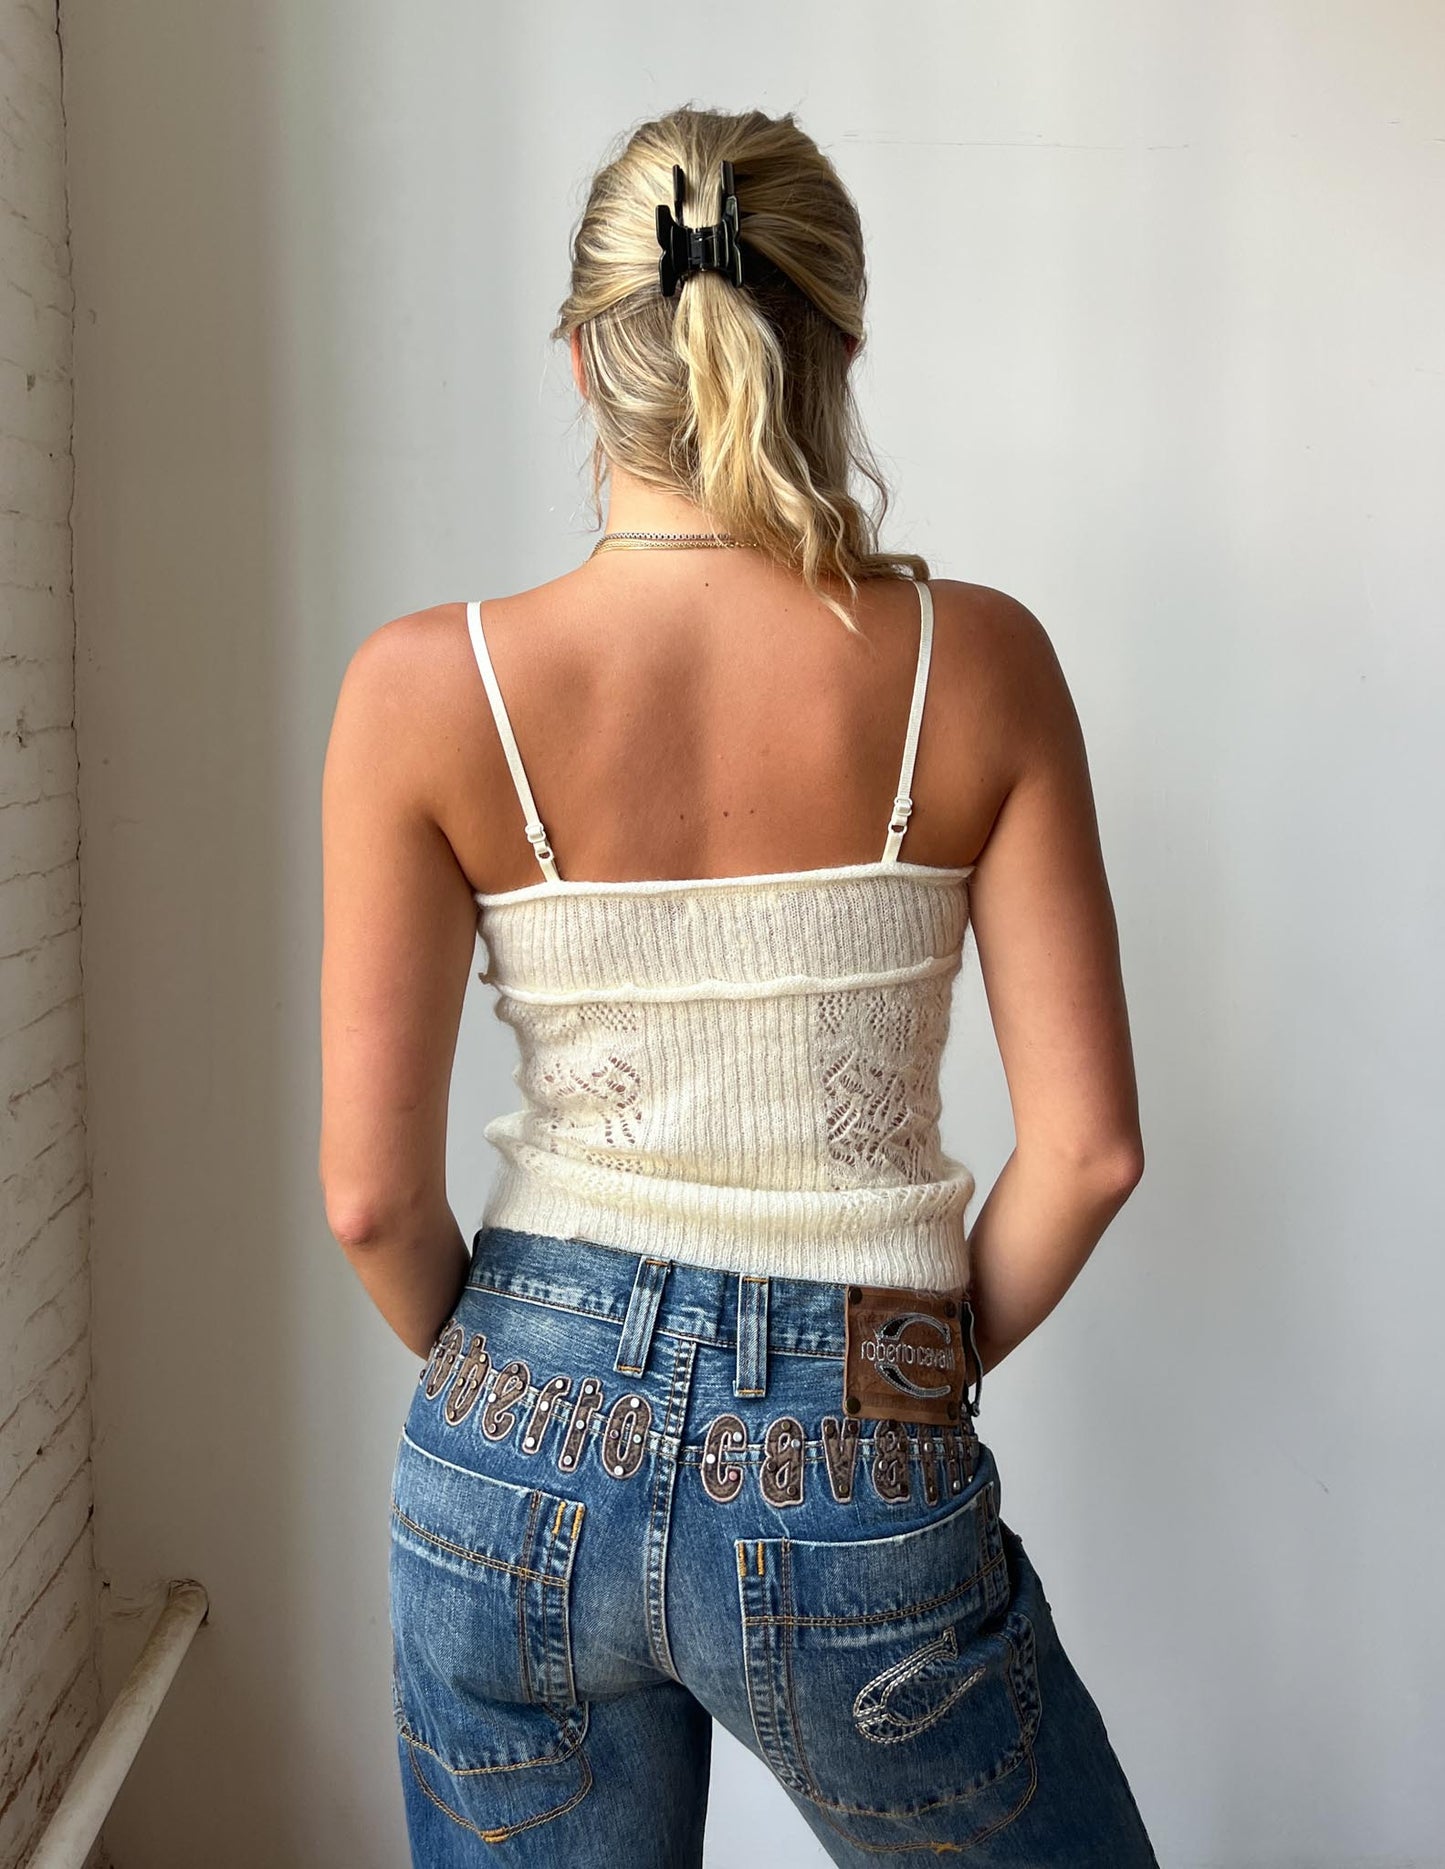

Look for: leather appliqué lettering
[940,1423,976,1493]
[442,1333,490,1426]
[759,1415,805,1507]
[556,1376,603,1472]
[601,1392,651,1480]
[422,1321,464,1400]
[520,1374,571,1455]
[843,1283,967,1426]
[700,1413,748,1503]
[819,1414,862,1503]
[479,1358,530,1440]
[870,1419,911,1502]
[917,1427,942,1504]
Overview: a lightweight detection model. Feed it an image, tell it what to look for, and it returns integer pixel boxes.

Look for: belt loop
[733,1274,770,1397]
[615,1257,671,1376]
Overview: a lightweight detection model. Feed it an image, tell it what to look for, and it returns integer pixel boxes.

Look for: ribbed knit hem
[476,1152,974,1294]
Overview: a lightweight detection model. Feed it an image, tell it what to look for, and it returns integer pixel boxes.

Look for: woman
[320,105,1158,1867]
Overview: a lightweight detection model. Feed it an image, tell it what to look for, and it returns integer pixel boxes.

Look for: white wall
[0,3,101,1865]
[62,3,1444,1866]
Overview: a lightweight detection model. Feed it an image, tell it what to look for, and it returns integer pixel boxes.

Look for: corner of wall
[0,0,101,1863]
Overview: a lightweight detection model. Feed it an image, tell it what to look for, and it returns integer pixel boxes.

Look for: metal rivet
[846,1394,860,1414]
[848,1287,862,1305]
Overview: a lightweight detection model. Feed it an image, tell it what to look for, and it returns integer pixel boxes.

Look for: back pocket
[388,1431,592,1842]
[737,1453,1041,1855]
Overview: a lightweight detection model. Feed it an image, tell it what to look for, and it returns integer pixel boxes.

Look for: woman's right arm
[961,591,1146,1378]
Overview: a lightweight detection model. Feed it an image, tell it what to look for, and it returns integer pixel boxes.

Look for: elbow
[324,1191,392,1254]
[318,1150,374,1252]
[1102,1140,1145,1200]
[1020,1132,1145,1201]
[320,1134,406,1250]
[322,1173,448,1255]
[1087,1136,1145,1202]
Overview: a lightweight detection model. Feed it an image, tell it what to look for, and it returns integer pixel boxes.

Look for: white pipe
[27,1579,209,1869]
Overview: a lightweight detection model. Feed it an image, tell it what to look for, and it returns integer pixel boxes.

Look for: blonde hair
[551,105,929,635]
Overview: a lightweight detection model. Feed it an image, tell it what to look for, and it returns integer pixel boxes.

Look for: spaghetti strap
[465,600,560,884]
[881,578,935,862]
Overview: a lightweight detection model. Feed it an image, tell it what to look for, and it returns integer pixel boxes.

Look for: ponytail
[553,106,927,635]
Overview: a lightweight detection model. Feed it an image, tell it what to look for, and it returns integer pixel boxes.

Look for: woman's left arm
[319,613,477,1359]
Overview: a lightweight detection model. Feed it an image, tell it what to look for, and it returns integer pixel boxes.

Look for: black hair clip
[656,160,745,297]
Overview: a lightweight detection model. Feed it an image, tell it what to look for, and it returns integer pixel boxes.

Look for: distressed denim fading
[388,1226,1160,1866]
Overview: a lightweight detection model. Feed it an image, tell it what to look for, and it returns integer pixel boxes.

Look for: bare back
[425,557,1021,896]
[321,547,1140,1340]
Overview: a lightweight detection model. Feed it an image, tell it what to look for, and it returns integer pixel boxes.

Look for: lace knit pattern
[472,866,976,1291]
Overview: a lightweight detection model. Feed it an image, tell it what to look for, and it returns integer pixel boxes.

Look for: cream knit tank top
[466,578,976,1293]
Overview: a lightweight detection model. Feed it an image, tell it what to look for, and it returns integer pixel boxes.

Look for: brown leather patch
[843,1283,968,1426]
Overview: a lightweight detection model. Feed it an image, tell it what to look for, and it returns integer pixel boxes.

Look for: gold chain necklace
[589,529,743,558]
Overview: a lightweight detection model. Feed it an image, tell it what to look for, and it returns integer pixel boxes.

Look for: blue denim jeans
[388,1226,1159,1865]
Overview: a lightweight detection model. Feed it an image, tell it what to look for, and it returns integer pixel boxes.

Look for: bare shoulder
[339,600,473,701]
[927,578,1082,765]
[327,602,486,812]
[345,569,582,686]
[927,577,1066,682]
[334,599,512,757]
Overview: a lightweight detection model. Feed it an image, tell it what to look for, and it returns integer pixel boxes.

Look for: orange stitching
[405,1734,594,1841]
[391,1503,570,1585]
[740,1548,1006,1628]
[398,1707,584,1773]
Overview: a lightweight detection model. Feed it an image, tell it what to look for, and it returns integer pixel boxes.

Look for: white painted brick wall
[0,2,101,1864]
